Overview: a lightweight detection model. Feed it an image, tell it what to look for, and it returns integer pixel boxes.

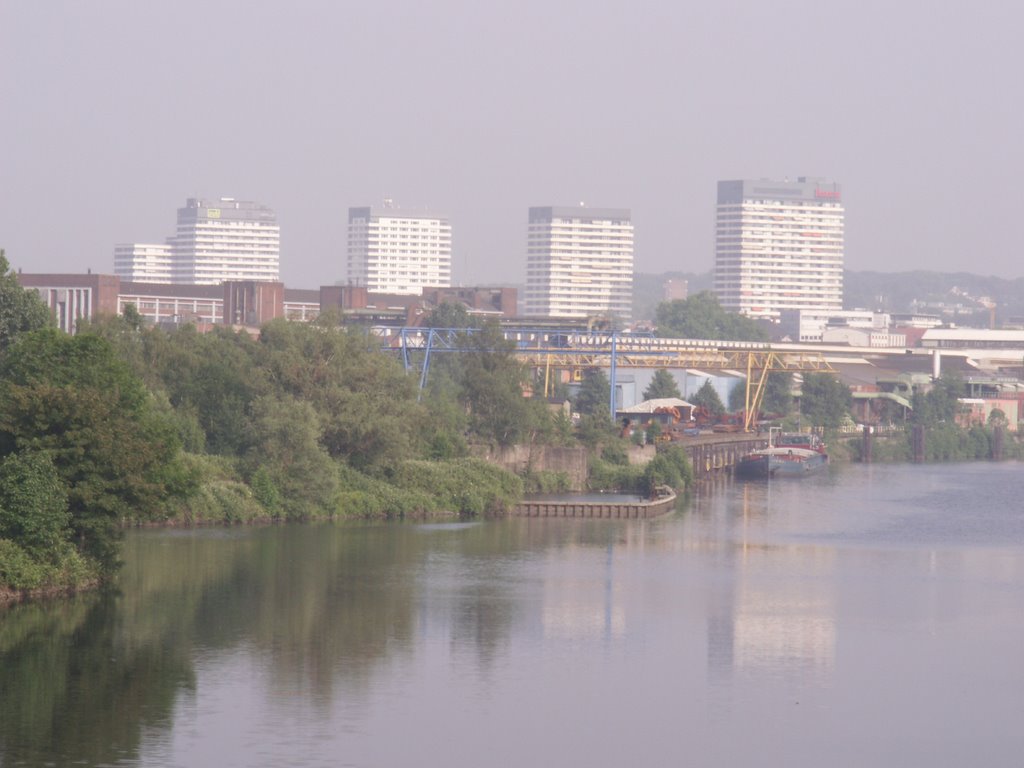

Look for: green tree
[910,374,964,427]
[420,368,470,458]
[928,374,963,424]
[641,445,694,495]
[453,321,541,447]
[0,250,52,352]
[138,325,261,455]
[255,319,423,468]
[76,308,150,384]
[0,451,70,559]
[655,291,767,341]
[643,369,682,401]
[424,302,476,328]
[988,408,1008,428]
[575,412,618,448]
[575,368,611,417]
[691,380,726,419]
[121,303,144,331]
[762,371,794,415]
[0,330,192,571]
[246,395,338,519]
[249,465,282,516]
[800,372,851,430]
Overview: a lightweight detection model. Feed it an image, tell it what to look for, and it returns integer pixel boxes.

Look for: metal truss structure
[381,327,835,430]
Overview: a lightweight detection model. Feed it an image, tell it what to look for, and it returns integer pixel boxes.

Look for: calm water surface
[2,462,1024,767]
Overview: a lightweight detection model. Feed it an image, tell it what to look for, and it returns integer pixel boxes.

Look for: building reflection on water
[522,484,840,685]
[706,480,837,684]
[541,540,626,641]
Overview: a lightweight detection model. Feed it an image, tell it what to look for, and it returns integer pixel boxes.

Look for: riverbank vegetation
[1,254,694,598]
[795,367,1023,463]
[588,443,694,496]
[837,423,1022,463]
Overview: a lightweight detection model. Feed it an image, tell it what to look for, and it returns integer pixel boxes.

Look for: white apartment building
[524,206,634,321]
[169,198,280,285]
[714,178,843,321]
[113,243,173,283]
[346,204,452,295]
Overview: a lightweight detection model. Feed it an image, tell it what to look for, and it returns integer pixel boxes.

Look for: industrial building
[15,272,515,333]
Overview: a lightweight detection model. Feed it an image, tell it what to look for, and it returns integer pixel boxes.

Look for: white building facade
[346,205,452,295]
[779,309,890,343]
[820,327,907,348]
[170,198,280,285]
[714,178,843,321]
[524,206,634,321]
[113,243,173,284]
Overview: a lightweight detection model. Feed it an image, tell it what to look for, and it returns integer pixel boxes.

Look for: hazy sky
[2,1,1022,288]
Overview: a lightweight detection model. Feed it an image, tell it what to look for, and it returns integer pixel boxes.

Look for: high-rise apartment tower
[524,206,634,321]
[170,198,280,285]
[714,178,843,320]
[346,204,452,295]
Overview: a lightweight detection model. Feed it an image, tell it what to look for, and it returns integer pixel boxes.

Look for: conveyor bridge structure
[382,327,835,431]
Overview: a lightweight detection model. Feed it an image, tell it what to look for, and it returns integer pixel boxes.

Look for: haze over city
[2,0,1022,288]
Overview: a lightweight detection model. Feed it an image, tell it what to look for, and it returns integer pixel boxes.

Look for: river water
[2,462,1024,767]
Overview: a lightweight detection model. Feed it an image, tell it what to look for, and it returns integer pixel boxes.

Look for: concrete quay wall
[510,490,676,519]
[682,436,768,481]
[471,444,589,491]
[474,434,767,492]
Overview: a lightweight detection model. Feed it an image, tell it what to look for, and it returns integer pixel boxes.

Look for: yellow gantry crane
[517,339,835,431]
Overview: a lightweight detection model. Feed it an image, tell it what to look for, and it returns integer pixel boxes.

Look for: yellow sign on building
[207,208,221,219]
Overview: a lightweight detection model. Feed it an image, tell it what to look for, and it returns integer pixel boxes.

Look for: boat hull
[736,453,773,478]
[736,447,829,478]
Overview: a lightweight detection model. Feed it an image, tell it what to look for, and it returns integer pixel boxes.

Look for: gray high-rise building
[714,178,843,320]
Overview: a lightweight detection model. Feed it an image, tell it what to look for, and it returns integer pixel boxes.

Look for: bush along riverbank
[587,443,694,496]
[0,451,527,604]
[835,424,1024,463]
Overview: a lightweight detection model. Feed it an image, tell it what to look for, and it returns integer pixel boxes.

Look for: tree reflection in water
[0,521,537,765]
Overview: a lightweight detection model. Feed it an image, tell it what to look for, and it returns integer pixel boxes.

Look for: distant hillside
[632,271,712,323]
[843,270,1024,326]
[633,270,1024,327]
